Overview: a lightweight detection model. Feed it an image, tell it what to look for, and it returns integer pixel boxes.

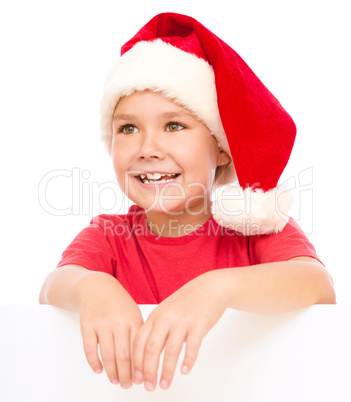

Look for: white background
[0,0,350,304]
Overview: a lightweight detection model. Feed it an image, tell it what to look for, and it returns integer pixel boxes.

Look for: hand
[79,277,144,388]
[132,270,229,391]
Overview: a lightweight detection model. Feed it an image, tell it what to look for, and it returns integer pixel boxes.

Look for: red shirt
[57,205,321,304]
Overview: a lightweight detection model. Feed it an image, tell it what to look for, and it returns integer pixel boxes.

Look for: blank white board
[0,305,350,402]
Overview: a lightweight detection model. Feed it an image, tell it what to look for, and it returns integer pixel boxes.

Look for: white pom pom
[211,183,294,235]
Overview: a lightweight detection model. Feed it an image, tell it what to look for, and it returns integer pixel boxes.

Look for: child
[39,12,335,392]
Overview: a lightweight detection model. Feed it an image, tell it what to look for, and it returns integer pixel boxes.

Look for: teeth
[139,172,178,184]
[142,172,176,179]
[142,174,178,184]
[143,177,176,184]
[147,173,161,179]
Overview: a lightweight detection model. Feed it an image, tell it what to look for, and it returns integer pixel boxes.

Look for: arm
[220,257,336,314]
[39,264,109,310]
[132,257,335,391]
[40,265,144,388]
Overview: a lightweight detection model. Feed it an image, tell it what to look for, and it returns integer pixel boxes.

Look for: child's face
[112,90,230,216]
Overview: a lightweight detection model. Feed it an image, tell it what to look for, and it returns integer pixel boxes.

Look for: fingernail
[120,383,132,389]
[181,365,190,374]
[145,381,154,391]
[135,370,143,380]
[134,370,143,384]
[95,368,102,374]
[111,379,119,384]
[160,379,169,389]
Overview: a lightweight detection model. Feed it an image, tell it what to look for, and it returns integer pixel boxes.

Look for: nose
[136,132,166,160]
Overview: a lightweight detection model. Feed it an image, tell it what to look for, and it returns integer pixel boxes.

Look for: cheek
[195,144,219,186]
[186,141,219,174]
[111,150,128,186]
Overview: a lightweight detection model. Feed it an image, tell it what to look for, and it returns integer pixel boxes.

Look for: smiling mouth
[137,173,180,184]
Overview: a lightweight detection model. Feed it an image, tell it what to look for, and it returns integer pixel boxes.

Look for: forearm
[211,258,336,314]
[39,264,125,312]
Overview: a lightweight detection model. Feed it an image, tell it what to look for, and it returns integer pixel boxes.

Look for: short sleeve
[56,216,117,276]
[248,218,323,265]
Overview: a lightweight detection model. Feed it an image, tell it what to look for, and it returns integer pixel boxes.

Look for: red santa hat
[100,12,296,235]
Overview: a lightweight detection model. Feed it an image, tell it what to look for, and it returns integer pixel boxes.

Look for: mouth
[136,172,180,184]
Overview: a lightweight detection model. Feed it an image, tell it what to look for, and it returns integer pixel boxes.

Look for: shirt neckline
[133,207,218,245]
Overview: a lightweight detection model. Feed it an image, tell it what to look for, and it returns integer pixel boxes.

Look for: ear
[217,149,231,167]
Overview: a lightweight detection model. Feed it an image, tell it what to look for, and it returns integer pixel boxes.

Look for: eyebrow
[159,111,194,119]
[113,111,195,121]
[113,113,136,121]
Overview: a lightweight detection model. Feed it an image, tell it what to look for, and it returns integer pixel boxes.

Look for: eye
[119,124,138,134]
[165,122,185,132]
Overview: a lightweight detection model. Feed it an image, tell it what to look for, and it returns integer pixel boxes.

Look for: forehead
[114,90,196,119]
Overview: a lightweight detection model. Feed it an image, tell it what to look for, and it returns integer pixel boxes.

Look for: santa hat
[100,12,296,235]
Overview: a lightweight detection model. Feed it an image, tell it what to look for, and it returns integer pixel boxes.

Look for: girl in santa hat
[40,12,335,392]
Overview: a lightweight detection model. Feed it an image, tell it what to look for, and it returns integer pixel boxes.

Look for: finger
[98,333,119,385]
[142,324,169,392]
[114,328,133,389]
[81,327,103,375]
[180,330,203,375]
[132,321,153,383]
[159,330,185,390]
[130,326,143,385]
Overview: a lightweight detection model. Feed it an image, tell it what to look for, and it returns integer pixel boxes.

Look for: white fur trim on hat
[211,182,294,235]
[100,39,230,157]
